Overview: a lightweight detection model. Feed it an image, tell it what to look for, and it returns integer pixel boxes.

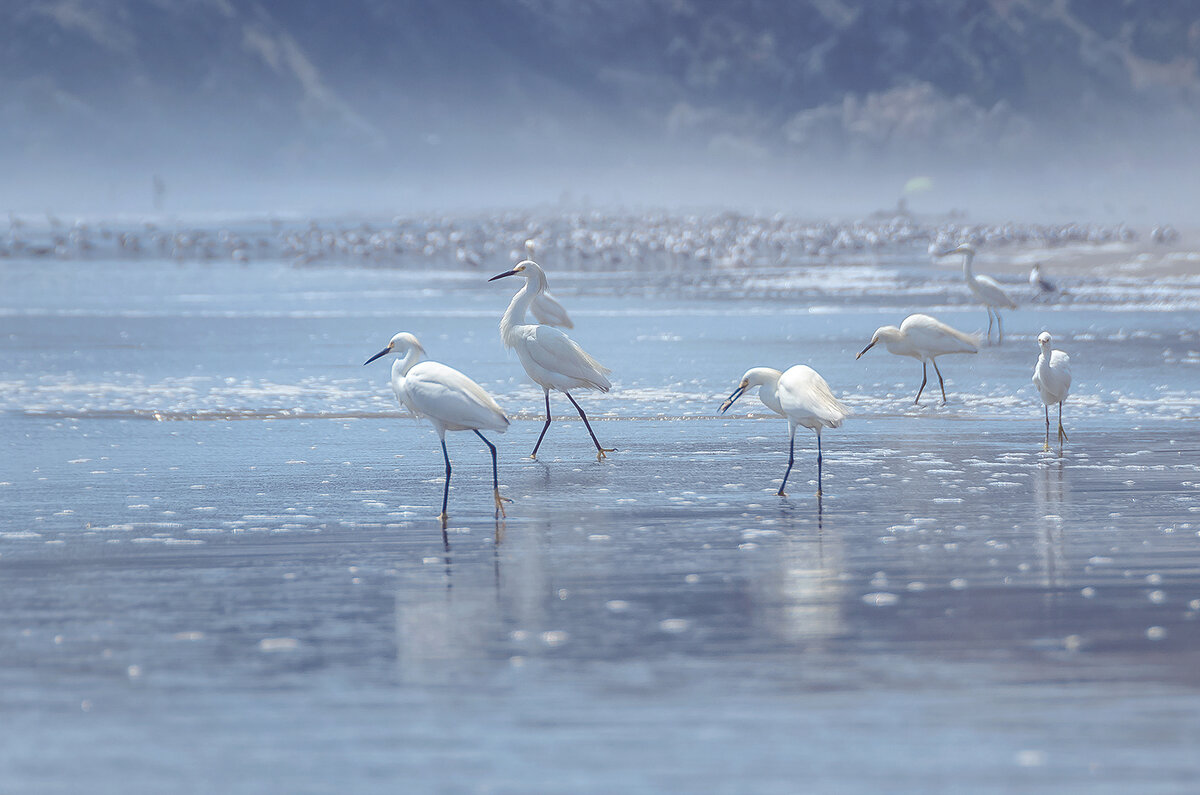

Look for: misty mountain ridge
[3,0,1198,213]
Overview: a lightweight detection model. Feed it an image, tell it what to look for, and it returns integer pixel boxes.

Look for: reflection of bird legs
[565,391,615,461]
[473,430,510,517]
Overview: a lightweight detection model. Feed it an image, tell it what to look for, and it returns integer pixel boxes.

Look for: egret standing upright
[940,244,1017,343]
[719,365,849,497]
[489,260,614,461]
[856,313,979,404]
[364,332,511,524]
[1032,331,1072,451]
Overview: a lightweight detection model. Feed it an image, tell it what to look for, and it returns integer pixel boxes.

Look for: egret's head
[1037,331,1052,347]
[363,331,423,365]
[857,326,900,359]
[938,243,975,258]
[718,369,773,413]
[488,259,545,285]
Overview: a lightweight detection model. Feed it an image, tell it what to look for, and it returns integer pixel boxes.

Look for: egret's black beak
[488,269,519,282]
[363,347,391,366]
[719,385,745,414]
[856,340,876,360]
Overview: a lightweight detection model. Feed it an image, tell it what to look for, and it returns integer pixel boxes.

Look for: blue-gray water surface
[2,247,1200,793]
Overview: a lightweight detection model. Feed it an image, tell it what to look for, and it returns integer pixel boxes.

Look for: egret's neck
[962,252,976,280]
[396,345,424,376]
[500,278,541,347]
[747,367,784,415]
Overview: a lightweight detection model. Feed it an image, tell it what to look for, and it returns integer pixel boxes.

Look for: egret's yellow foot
[596,447,615,461]
[493,489,511,517]
[438,511,449,526]
[777,489,787,497]
[1043,440,1050,452]
[815,489,823,498]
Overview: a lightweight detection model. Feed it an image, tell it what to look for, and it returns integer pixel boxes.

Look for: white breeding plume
[718,365,848,497]
[364,332,510,524]
[524,239,575,329]
[1032,331,1072,451]
[857,313,979,404]
[489,260,613,461]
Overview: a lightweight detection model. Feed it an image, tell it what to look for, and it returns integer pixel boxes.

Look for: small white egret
[719,365,848,497]
[1029,263,1057,298]
[524,239,575,329]
[364,332,510,524]
[940,244,1017,343]
[489,260,613,460]
[1032,331,1072,451]
[856,313,979,404]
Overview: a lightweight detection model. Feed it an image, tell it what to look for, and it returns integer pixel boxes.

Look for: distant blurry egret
[489,260,614,460]
[524,239,575,329]
[1029,263,1057,298]
[856,313,979,404]
[940,244,1017,343]
[1032,331,1072,451]
[364,332,510,523]
[719,365,849,497]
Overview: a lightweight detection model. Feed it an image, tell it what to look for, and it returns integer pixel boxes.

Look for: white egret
[856,313,979,404]
[1032,331,1072,451]
[523,239,575,329]
[364,332,510,524]
[940,244,1017,343]
[489,260,613,461]
[719,365,848,497]
[1029,263,1057,298]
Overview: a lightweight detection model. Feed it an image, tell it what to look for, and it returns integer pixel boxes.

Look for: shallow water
[3,250,1200,793]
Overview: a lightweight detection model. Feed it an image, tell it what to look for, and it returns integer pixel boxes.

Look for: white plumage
[719,365,849,497]
[364,332,510,523]
[857,313,979,404]
[490,260,613,460]
[941,244,1017,343]
[1032,331,1072,451]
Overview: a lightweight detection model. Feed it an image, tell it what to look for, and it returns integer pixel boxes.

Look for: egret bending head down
[719,365,848,497]
[856,313,979,404]
[489,260,614,461]
[364,332,510,525]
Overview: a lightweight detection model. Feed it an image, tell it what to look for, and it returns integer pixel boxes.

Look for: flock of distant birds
[1,211,1179,268]
[364,239,1077,524]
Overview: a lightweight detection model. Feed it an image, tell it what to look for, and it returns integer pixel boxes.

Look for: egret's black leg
[915,362,928,404]
[531,389,552,459]
[816,431,824,497]
[474,430,509,516]
[778,429,796,497]
[1043,405,1050,451]
[1057,402,1069,444]
[986,308,994,341]
[932,359,947,404]
[565,391,615,461]
[439,439,452,524]
[996,311,1004,344]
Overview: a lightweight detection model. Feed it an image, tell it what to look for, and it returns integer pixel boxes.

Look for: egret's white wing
[521,325,611,392]
[777,365,848,428]
[973,275,1018,308]
[902,314,979,356]
[405,362,509,432]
